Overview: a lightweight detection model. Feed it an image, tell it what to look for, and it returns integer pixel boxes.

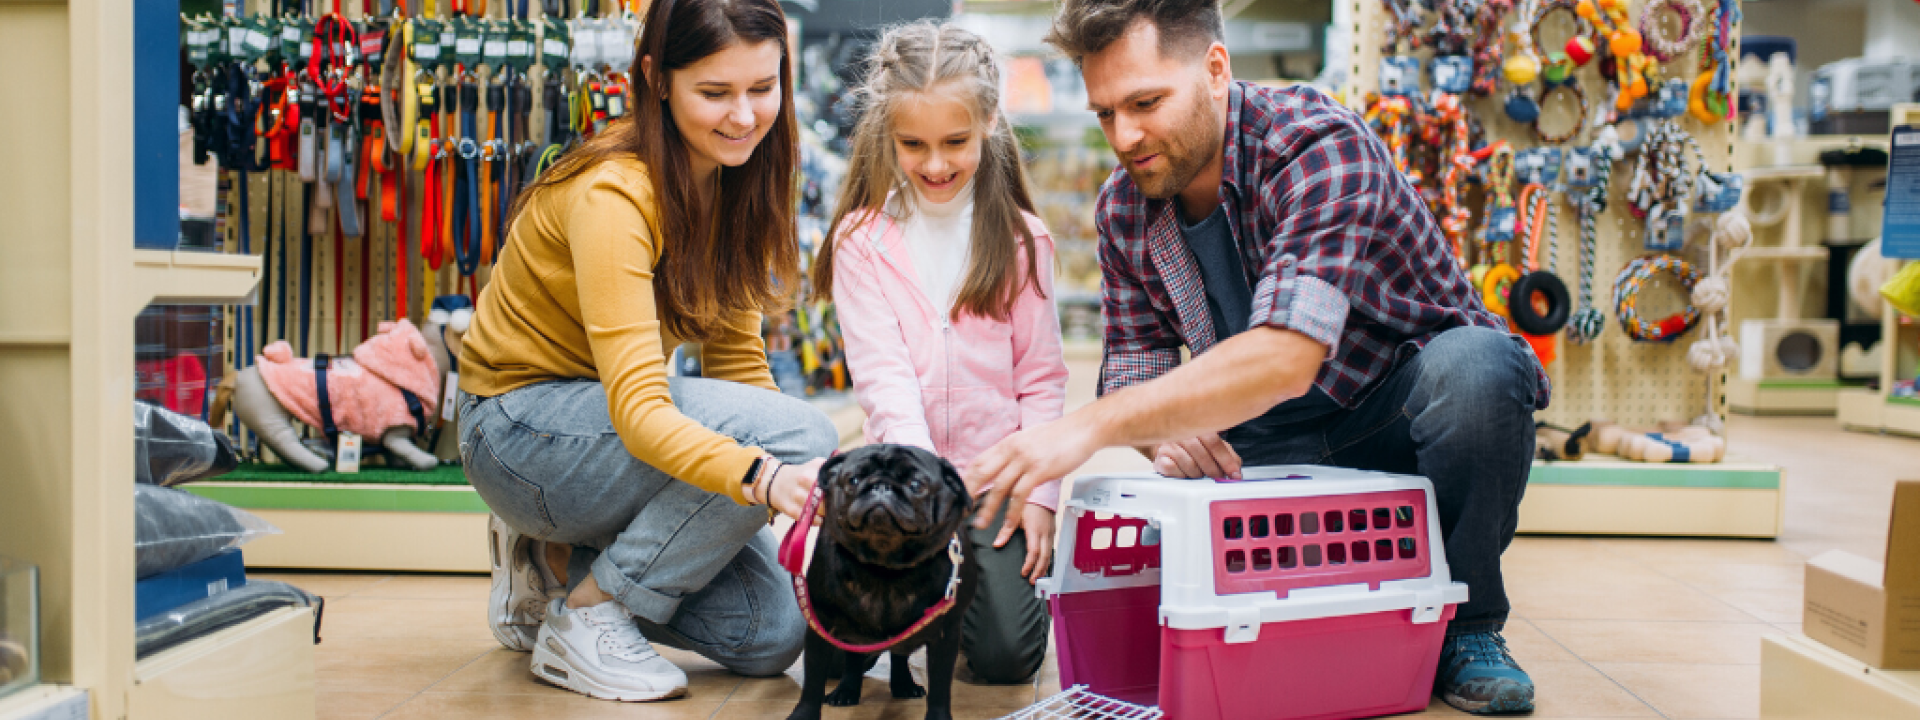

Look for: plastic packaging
[1882,261,1920,319]
[135,580,320,658]
[134,400,239,487]
[0,556,38,700]
[135,485,278,579]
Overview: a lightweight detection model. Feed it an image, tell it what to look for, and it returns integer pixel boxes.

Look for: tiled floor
[266,360,1920,720]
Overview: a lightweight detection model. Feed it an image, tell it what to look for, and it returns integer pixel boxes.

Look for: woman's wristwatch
[742,455,783,518]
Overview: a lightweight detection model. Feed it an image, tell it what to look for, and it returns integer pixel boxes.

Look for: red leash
[780,487,965,655]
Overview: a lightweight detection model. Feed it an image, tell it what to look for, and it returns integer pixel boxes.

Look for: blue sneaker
[1435,631,1535,714]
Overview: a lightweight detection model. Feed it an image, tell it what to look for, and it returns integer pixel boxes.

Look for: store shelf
[1761,634,1920,719]
[128,607,315,720]
[1742,165,1827,181]
[1728,377,1842,416]
[1741,246,1831,260]
[184,482,490,573]
[1519,458,1783,537]
[0,685,87,720]
[130,250,262,312]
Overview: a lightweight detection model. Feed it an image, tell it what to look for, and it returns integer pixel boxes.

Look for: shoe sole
[530,641,688,702]
[489,515,540,652]
[1442,685,1535,715]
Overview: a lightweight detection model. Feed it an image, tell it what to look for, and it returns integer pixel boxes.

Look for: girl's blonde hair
[811,20,1044,322]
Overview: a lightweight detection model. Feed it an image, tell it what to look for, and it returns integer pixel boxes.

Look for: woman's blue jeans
[459,377,840,676]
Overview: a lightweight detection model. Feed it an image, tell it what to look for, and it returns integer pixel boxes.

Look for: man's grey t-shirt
[1180,206,1342,442]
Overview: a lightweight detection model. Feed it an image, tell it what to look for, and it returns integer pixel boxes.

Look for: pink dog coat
[256,320,443,440]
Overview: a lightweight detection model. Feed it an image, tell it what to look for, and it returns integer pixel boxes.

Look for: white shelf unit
[1837,104,1920,438]
[0,2,310,718]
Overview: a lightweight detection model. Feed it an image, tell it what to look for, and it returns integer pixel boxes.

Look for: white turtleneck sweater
[899,180,974,317]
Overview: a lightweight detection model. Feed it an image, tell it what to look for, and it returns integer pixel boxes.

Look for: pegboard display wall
[1348,0,1744,430]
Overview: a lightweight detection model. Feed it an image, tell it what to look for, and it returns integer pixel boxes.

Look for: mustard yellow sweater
[460,156,776,505]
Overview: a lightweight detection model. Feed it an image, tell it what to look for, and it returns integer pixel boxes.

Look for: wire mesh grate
[999,685,1164,720]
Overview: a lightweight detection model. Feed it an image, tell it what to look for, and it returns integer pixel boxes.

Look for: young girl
[812,20,1069,685]
[460,0,838,703]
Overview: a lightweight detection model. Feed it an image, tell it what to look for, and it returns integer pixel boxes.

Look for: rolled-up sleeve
[1245,115,1394,358]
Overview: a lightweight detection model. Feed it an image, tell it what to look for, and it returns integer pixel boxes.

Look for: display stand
[1348,0,1780,536]
[1761,633,1920,719]
[1726,164,1840,415]
[0,2,316,717]
[1837,104,1920,438]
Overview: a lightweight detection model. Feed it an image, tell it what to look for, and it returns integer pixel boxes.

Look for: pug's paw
[783,702,824,720]
[891,679,926,699]
[922,708,954,720]
[824,681,865,707]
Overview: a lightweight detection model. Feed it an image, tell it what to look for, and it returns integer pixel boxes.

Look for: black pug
[787,444,980,720]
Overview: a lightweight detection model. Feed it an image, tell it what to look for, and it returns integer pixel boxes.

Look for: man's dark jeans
[1224,326,1541,635]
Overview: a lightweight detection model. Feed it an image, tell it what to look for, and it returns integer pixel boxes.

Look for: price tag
[336,432,363,474]
[541,18,570,68]
[570,18,599,69]
[246,28,271,57]
[441,372,461,422]
[227,23,248,57]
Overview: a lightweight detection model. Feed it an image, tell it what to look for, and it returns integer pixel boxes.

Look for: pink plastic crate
[1041,468,1468,720]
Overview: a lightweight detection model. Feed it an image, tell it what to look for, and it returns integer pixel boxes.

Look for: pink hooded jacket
[831,207,1068,513]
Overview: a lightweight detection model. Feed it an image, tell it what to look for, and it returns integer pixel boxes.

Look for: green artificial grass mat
[1891,395,1920,408]
[213,462,471,486]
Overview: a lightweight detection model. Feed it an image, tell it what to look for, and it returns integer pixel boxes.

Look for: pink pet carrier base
[1043,470,1466,720]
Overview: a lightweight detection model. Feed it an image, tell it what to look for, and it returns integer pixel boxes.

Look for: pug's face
[819,444,972,568]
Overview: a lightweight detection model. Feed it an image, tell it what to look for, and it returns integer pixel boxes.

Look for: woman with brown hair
[454,0,835,702]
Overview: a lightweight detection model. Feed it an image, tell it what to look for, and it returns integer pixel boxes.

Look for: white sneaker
[489,514,557,652]
[530,598,689,702]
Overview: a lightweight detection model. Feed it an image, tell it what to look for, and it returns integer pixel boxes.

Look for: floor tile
[313,690,412,720]
[1593,662,1761,719]
[1503,618,1581,664]
[313,636,497,695]
[1509,576,1762,623]
[1524,661,1662,718]
[1700,584,1804,624]
[391,691,724,719]
[252,572,392,599]
[320,595,495,642]
[1593,538,1803,567]
[1531,620,1776,665]
[350,573,492,600]
[712,699,1030,720]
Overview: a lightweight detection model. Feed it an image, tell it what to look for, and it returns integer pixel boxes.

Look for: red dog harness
[780,487,966,655]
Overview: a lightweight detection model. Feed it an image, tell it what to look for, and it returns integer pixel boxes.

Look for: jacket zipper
[942,316,953,451]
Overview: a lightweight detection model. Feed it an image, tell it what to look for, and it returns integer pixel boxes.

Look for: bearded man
[966,1,1548,713]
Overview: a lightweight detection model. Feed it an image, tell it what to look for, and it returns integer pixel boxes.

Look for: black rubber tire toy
[1508,270,1571,336]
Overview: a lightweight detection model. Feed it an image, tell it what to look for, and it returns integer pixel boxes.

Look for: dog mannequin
[231,313,461,473]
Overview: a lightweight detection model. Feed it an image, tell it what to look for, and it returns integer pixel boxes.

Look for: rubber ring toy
[1509,270,1572,335]
[1613,254,1703,342]
[1483,263,1522,317]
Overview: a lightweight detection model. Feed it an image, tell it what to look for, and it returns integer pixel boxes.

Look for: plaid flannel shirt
[1096,82,1551,411]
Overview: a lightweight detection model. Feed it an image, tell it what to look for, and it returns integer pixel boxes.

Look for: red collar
[781,488,965,654]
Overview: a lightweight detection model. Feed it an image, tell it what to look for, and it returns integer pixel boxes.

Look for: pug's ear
[818,453,849,489]
[940,460,974,514]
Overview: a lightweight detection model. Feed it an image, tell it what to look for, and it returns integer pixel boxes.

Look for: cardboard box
[1804,480,1920,669]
